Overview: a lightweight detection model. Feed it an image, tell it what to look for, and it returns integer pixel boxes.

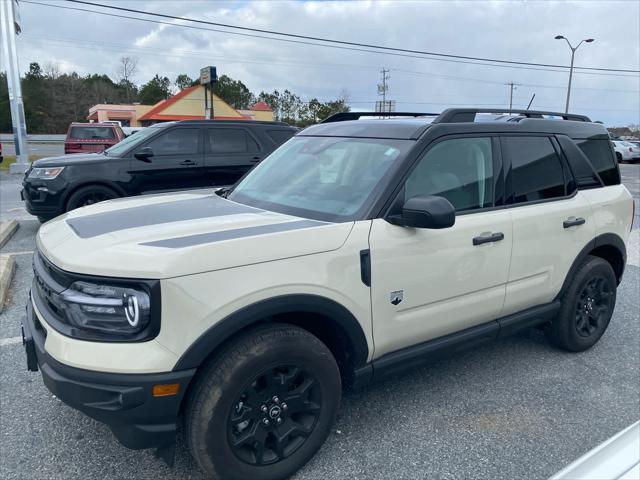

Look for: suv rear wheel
[546,255,617,352]
[66,185,118,212]
[186,324,341,480]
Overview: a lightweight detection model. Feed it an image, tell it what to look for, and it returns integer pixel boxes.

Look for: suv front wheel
[186,324,341,480]
[66,185,119,212]
[547,255,617,352]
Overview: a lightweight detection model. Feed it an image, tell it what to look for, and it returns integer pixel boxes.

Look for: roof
[302,109,607,140]
[137,86,249,121]
[300,119,432,139]
[138,86,198,121]
[251,101,272,112]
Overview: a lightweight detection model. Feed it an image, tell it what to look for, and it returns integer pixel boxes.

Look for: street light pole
[555,35,594,113]
[1,0,30,171]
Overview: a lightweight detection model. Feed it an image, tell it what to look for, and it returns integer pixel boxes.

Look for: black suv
[21,120,297,222]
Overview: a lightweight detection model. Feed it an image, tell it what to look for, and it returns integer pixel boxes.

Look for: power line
[63,0,639,74]
[20,0,640,78]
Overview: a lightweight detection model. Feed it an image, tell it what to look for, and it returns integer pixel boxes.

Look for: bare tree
[117,56,139,102]
[43,62,61,79]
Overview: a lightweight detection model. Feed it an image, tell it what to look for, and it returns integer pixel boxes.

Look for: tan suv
[23,109,634,479]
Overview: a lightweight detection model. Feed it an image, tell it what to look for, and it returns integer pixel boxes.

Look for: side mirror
[387,194,456,229]
[134,147,154,163]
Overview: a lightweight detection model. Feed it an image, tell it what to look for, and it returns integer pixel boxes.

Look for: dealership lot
[0,166,639,480]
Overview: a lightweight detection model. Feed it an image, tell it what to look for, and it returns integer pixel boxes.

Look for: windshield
[104,125,164,156]
[228,136,412,222]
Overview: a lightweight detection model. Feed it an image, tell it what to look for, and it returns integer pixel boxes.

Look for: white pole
[1,0,30,173]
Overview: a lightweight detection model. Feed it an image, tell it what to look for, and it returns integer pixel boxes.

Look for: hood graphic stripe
[66,196,260,238]
[141,220,327,248]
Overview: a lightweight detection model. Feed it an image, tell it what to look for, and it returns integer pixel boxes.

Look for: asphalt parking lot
[1,165,639,480]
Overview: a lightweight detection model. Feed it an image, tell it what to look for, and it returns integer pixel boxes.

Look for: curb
[0,254,16,313]
[0,219,19,249]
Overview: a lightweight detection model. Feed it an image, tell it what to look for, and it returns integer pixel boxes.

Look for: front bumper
[21,179,65,218]
[22,298,195,450]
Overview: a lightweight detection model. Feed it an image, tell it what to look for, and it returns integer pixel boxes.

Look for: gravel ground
[0,166,639,480]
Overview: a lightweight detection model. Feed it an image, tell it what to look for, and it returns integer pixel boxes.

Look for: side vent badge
[390,290,404,306]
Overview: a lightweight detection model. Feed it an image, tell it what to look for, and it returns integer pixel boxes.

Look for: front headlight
[58,281,151,335]
[28,166,65,179]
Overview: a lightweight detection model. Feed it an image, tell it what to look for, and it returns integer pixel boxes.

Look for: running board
[353,301,560,387]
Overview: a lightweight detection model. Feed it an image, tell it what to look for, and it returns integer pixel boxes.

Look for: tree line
[0,58,349,134]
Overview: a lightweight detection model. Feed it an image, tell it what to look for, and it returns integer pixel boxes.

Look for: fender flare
[172,294,370,371]
[556,232,627,299]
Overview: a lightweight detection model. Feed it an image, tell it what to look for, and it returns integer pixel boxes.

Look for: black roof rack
[321,112,439,123]
[433,108,591,123]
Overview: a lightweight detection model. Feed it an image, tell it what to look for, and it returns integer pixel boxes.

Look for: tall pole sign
[200,66,218,120]
[1,0,30,172]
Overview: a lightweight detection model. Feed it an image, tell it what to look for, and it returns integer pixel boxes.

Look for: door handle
[563,217,586,228]
[473,232,505,246]
[250,156,261,163]
[180,159,196,166]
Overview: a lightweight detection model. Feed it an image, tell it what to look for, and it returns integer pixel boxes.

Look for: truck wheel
[546,255,617,352]
[186,324,341,480]
[66,185,118,212]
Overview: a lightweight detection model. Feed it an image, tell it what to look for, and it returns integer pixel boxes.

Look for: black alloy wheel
[186,324,341,480]
[575,276,614,338]
[66,185,118,212]
[546,255,617,352]
[227,365,321,466]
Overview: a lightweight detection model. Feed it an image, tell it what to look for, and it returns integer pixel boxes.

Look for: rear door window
[207,129,259,154]
[575,139,620,186]
[69,126,115,140]
[502,136,566,203]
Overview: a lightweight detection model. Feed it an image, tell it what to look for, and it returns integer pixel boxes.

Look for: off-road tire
[185,324,341,480]
[65,185,118,212]
[546,255,617,352]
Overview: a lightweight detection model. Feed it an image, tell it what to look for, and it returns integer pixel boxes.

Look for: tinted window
[267,129,295,145]
[503,136,565,203]
[69,126,115,140]
[208,129,258,154]
[146,128,198,155]
[405,137,494,212]
[575,139,620,186]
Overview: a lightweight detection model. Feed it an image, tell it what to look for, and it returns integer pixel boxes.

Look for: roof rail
[434,108,591,123]
[321,112,440,123]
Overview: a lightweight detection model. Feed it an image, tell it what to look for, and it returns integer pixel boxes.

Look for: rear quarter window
[574,139,620,186]
[69,126,116,140]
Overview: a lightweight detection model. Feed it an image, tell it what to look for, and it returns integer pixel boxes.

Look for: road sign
[200,66,217,85]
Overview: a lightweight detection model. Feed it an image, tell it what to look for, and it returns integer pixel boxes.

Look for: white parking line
[0,336,22,347]
[5,250,34,256]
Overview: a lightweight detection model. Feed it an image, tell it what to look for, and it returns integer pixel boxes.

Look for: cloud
[12,0,640,125]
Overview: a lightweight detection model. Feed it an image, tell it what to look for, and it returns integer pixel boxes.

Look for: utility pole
[377,68,390,115]
[505,82,520,112]
[555,35,594,113]
[1,0,30,172]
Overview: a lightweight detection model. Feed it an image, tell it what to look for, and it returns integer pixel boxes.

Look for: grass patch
[0,155,44,170]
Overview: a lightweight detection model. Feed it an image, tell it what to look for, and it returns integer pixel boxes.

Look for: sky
[6,0,640,126]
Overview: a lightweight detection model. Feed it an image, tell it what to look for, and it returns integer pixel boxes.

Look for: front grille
[32,250,70,327]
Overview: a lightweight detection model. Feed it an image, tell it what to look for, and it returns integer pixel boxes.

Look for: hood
[33,153,109,167]
[37,191,354,279]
